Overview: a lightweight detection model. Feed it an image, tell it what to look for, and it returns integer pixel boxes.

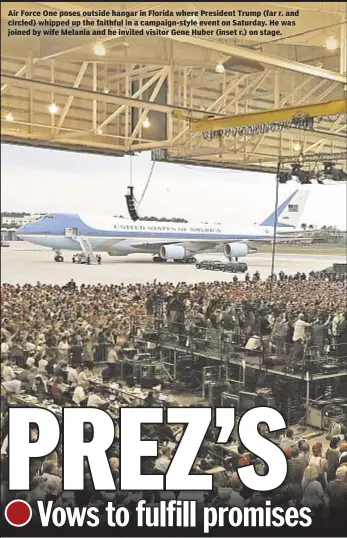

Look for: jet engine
[159,245,186,260]
[223,243,249,258]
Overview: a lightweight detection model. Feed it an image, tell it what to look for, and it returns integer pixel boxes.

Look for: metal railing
[131,314,347,366]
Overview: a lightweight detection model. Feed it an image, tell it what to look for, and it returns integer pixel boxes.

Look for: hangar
[1,2,346,175]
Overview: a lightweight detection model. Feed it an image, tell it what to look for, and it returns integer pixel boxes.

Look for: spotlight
[293,142,302,152]
[5,112,14,122]
[277,171,291,184]
[332,169,347,182]
[96,128,103,135]
[48,103,59,115]
[142,117,151,129]
[323,161,334,175]
[103,87,110,94]
[93,42,106,56]
[291,163,301,176]
[215,61,225,74]
[125,186,140,221]
[298,171,311,185]
[325,35,338,51]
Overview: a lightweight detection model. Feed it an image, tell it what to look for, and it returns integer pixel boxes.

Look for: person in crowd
[339,441,347,465]
[292,314,312,361]
[325,437,341,483]
[218,473,246,508]
[72,383,86,407]
[37,354,48,374]
[66,364,78,387]
[50,376,64,403]
[237,445,250,468]
[106,344,120,378]
[57,336,69,360]
[77,365,91,389]
[154,447,172,474]
[327,466,347,525]
[144,390,157,406]
[280,429,297,451]
[1,337,10,360]
[298,441,311,467]
[35,375,47,402]
[336,313,347,360]
[0,361,16,382]
[86,387,109,410]
[287,446,306,485]
[39,461,62,499]
[301,464,325,514]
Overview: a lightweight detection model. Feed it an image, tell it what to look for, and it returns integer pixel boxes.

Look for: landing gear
[54,254,64,263]
[153,256,167,263]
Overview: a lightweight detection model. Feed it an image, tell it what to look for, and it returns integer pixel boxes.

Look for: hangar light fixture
[93,42,106,56]
[325,35,338,51]
[96,128,103,135]
[293,142,302,152]
[5,112,14,122]
[48,103,59,115]
[143,117,151,129]
[215,61,225,74]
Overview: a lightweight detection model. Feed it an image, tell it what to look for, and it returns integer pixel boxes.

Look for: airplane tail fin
[260,189,309,229]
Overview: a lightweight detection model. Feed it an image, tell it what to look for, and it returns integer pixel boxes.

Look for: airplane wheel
[189,257,197,264]
[54,255,64,262]
[174,259,184,264]
[153,256,166,263]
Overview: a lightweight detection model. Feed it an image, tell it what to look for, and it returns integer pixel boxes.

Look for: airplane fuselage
[17,213,292,255]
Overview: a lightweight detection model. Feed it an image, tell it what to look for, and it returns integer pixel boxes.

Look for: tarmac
[1,241,346,286]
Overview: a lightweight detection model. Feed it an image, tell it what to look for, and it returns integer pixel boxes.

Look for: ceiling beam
[54,62,88,134]
[97,68,166,132]
[162,35,347,83]
[0,74,213,117]
[128,68,168,147]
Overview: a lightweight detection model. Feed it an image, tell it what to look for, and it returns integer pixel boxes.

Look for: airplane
[17,189,309,264]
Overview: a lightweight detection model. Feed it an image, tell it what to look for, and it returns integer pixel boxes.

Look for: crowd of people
[1,273,346,532]
[1,273,346,365]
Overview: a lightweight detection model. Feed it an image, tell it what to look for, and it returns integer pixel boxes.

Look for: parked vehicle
[223,262,248,273]
[196,260,213,269]
[210,261,226,271]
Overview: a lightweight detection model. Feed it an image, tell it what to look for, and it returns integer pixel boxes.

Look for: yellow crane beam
[190,100,347,133]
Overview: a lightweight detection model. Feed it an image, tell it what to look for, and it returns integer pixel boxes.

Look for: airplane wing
[245,232,312,250]
[129,233,312,255]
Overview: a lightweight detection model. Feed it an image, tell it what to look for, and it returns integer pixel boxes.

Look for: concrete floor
[1,241,346,286]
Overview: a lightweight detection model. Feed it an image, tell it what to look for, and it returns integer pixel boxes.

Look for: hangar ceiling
[1,2,346,173]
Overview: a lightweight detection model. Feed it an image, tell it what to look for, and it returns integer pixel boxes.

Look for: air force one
[17,189,309,264]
